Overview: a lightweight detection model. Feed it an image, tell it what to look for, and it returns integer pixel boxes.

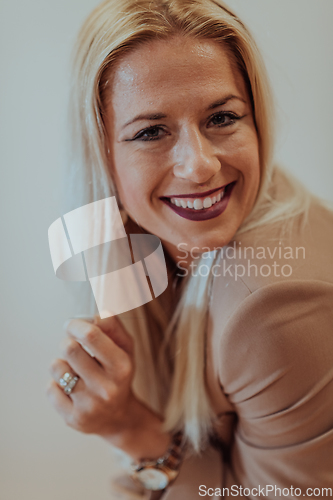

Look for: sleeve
[218,280,333,497]
[147,445,224,500]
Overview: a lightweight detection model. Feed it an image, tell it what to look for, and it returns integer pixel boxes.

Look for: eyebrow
[207,95,247,109]
[122,95,246,129]
[122,113,167,130]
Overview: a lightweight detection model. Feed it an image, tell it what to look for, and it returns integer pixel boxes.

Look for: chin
[180,219,241,251]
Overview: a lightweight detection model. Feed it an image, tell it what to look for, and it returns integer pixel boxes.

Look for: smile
[171,187,225,210]
[160,182,236,221]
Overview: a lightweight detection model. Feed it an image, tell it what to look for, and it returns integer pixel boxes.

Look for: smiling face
[104,36,260,263]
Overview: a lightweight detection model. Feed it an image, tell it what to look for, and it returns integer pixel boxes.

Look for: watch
[131,431,185,491]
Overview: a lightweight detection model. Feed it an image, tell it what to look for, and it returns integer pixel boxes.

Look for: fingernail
[78,341,95,358]
[71,315,94,323]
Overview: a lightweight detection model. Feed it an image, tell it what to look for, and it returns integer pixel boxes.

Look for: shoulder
[209,190,333,331]
[216,201,333,293]
[218,279,333,366]
[213,279,333,411]
[211,279,333,447]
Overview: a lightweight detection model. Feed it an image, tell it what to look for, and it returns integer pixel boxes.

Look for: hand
[47,316,171,459]
[47,315,138,434]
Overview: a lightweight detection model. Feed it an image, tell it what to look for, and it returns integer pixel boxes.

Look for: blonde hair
[68,0,310,451]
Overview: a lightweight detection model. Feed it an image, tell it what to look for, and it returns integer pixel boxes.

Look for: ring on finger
[59,372,79,395]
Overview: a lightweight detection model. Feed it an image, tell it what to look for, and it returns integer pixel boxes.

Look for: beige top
[111,174,333,499]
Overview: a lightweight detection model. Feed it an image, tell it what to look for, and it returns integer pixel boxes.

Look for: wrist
[132,430,186,491]
[103,396,172,461]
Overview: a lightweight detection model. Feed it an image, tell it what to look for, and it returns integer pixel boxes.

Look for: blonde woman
[47,0,333,498]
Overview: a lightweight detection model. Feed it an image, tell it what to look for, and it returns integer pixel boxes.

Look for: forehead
[108,36,247,115]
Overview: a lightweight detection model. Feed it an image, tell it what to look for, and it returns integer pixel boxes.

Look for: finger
[46,379,73,417]
[49,357,83,390]
[65,319,130,369]
[49,358,86,402]
[94,315,134,356]
[60,338,104,383]
[66,317,96,357]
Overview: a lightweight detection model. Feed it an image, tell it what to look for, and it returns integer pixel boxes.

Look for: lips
[164,183,228,200]
[160,181,236,221]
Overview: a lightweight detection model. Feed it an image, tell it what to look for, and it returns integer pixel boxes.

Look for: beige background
[0,1,332,499]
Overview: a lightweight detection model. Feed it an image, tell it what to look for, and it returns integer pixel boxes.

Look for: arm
[217,280,333,492]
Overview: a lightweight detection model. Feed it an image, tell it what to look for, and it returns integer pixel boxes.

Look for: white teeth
[193,199,203,210]
[203,197,212,208]
[170,188,225,210]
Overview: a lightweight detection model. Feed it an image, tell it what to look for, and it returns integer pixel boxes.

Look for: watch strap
[132,430,186,490]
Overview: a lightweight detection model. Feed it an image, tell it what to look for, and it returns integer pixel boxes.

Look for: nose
[172,127,221,184]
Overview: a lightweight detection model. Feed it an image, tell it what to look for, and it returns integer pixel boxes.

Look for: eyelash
[132,125,167,142]
[209,111,242,128]
[131,111,242,142]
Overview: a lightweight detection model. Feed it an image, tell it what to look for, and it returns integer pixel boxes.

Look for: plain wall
[0,1,332,499]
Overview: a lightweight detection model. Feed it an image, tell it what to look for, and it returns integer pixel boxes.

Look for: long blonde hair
[68,0,310,451]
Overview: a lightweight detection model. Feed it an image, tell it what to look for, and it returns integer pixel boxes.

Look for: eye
[208,111,241,128]
[132,125,167,141]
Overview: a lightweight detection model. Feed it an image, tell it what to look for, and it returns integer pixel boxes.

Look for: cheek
[244,147,260,186]
[234,132,260,185]
[227,131,260,212]
[112,147,158,216]
[112,149,138,209]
